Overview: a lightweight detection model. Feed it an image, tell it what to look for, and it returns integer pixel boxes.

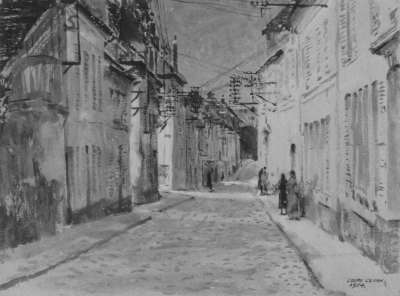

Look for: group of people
[258,167,305,220]
[276,170,305,220]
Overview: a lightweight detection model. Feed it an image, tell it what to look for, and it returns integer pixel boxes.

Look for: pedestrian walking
[287,170,300,220]
[277,174,288,215]
[258,167,264,194]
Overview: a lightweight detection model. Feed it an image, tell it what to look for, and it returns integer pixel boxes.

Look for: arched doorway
[239,126,258,160]
[290,143,296,171]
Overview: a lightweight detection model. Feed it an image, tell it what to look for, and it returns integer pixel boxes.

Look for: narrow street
[2,189,332,296]
[2,1,400,295]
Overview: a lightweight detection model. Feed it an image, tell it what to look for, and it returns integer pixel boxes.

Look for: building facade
[158,86,241,191]
[199,98,241,186]
[0,0,171,248]
[258,0,400,273]
[63,2,133,223]
[157,44,188,190]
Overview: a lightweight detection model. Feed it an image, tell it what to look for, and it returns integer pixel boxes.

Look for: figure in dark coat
[258,168,263,192]
[278,174,288,215]
[287,170,300,220]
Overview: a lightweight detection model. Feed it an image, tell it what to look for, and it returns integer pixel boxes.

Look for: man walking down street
[206,163,214,192]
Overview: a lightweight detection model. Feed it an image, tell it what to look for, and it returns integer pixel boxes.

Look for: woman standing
[277,174,288,215]
[260,168,268,195]
[287,170,300,220]
[258,167,265,194]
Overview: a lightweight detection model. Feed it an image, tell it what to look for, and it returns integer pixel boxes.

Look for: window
[303,35,312,90]
[91,145,97,195]
[66,147,74,211]
[324,117,330,192]
[369,0,380,37]
[304,123,309,180]
[90,145,102,197]
[371,82,379,197]
[97,146,102,193]
[121,93,128,125]
[98,56,102,111]
[315,27,322,81]
[322,19,331,75]
[339,0,358,66]
[74,146,81,200]
[75,66,81,111]
[83,51,89,104]
[92,54,97,110]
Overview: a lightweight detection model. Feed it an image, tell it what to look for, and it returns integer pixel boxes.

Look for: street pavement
[1,189,337,296]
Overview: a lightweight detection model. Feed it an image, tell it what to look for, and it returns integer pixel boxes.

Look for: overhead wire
[170,0,254,11]
[173,2,258,18]
[178,52,231,71]
[209,82,230,92]
[200,48,265,88]
[165,0,266,92]
[167,0,260,18]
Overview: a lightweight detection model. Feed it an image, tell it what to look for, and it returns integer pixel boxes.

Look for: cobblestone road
[3,191,335,296]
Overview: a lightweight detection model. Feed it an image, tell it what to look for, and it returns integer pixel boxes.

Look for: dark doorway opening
[290,143,296,171]
[240,126,257,160]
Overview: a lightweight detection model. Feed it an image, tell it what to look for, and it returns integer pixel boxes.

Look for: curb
[0,196,195,291]
[157,196,195,212]
[258,197,323,289]
[257,197,348,296]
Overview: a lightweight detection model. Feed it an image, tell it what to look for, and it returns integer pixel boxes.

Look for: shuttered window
[92,54,97,110]
[339,0,358,66]
[98,56,102,111]
[75,66,81,111]
[83,51,89,106]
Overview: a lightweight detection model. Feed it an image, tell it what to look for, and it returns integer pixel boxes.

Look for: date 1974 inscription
[347,278,385,289]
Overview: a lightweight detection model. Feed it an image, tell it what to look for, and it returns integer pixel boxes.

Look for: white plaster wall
[129,80,146,204]
[337,0,390,220]
[157,116,173,188]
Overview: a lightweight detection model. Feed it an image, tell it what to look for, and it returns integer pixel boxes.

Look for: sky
[163,0,270,95]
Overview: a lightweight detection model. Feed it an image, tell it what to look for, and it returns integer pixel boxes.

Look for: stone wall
[0,107,66,249]
[0,8,67,247]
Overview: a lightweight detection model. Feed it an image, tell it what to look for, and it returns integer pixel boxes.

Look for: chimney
[173,35,178,72]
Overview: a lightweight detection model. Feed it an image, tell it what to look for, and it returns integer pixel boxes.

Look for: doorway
[290,143,296,171]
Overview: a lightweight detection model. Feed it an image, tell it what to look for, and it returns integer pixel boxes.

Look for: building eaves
[257,49,284,73]
[157,72,187,86]
[226,106,244,123]
[76,1,115,37]
[261,0,325,35]
[104,51,137,81]
[262,5,295,35]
